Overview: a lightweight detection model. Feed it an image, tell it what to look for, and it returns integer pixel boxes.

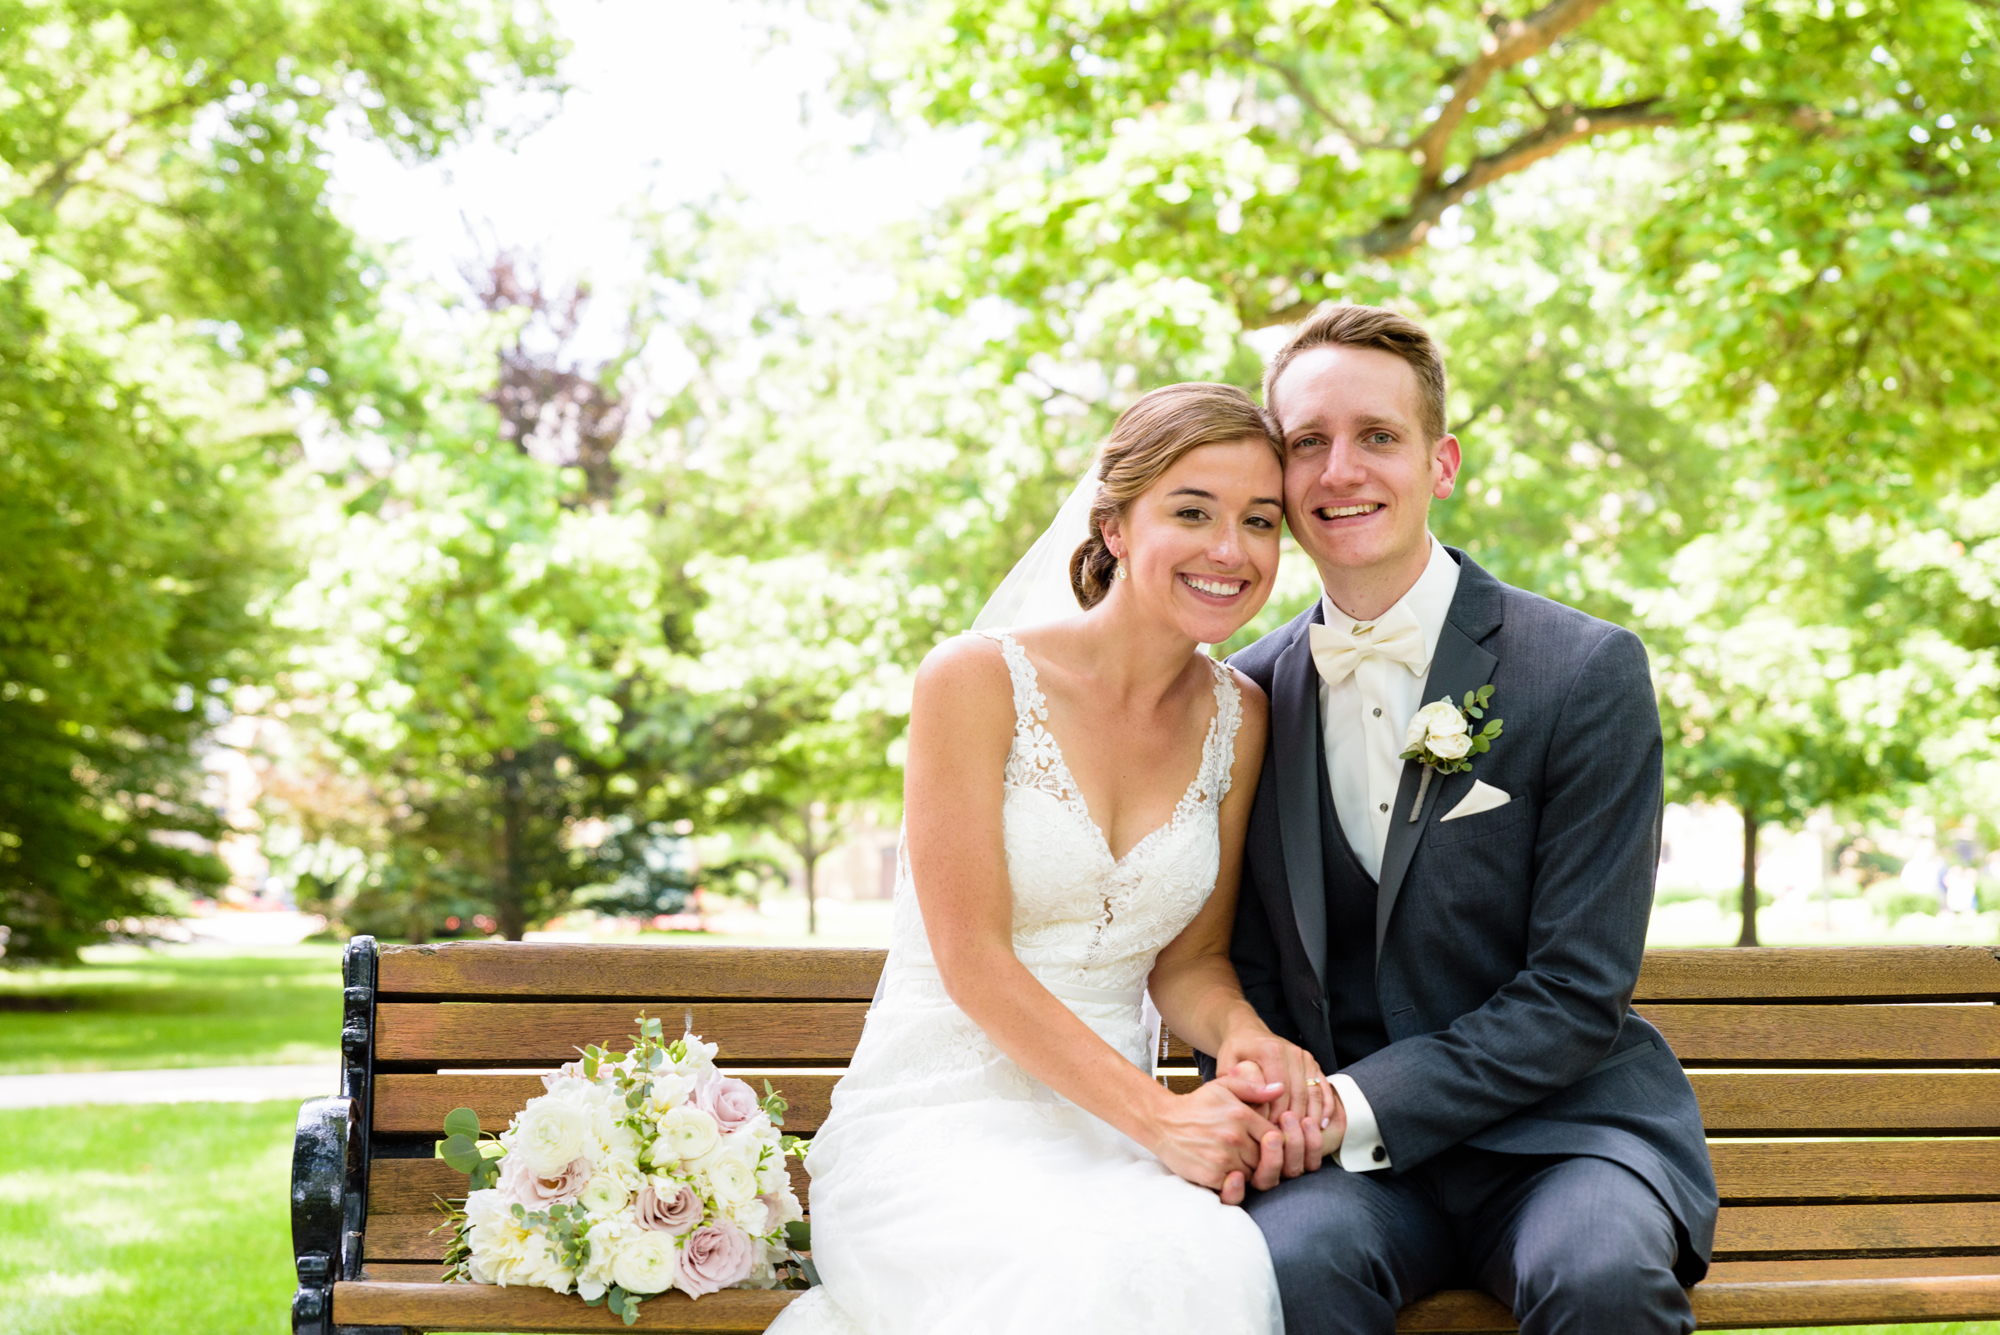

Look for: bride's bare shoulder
[912,634,1014,724]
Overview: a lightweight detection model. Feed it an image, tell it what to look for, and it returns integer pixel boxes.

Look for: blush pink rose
[675,1219,755,1296]
[635,1181,703,1233]
[695,1076,760,1133]
[499,1152,590,1205]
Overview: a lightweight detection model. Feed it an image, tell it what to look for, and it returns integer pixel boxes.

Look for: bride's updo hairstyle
[1069,383,1279,610]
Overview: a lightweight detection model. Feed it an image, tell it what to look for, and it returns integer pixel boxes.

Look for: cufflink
[1372,1145,1387,1163]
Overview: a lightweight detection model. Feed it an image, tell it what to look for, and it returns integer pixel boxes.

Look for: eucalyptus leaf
[443,1107,482,1140]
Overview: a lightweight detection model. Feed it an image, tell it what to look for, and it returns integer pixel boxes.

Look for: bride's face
[1103,438,1284,644]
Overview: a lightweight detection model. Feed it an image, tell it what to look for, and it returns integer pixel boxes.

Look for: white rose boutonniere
[1399,685,1502,822]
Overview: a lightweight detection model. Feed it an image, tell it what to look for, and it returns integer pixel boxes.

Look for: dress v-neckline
[994,631,1224,867]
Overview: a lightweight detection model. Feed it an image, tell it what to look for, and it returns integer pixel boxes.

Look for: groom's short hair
[1262,304,1449,443]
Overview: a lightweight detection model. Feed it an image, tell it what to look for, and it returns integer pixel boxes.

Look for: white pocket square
[1440,779,1511,823]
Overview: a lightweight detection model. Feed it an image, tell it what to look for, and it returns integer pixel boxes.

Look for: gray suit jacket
[1222,549,1718,1282]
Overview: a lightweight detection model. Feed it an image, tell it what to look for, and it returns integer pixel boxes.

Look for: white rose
[609,1228,682,1295]
[512,1097,594,1176]
[1428,731,1472,761]
[1405,700,1466,751]
[702,1150,760,1209]
[656,1106,720,1164]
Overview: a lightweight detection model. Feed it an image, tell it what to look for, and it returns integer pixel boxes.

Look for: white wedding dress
[768,630,1282,1335]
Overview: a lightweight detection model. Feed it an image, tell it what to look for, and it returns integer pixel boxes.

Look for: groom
[1213,305,1718,1334]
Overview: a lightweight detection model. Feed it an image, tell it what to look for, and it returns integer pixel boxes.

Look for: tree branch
[1410,0,1616,192]
[1362,100,1681,258]
[1230,43,1404,151]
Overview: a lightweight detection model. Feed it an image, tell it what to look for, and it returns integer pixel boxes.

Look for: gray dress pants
[1245,1147,1694,1335]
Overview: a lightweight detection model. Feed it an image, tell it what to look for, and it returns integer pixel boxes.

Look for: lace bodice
[847,631,1242,1095]
[980,630,1241,984]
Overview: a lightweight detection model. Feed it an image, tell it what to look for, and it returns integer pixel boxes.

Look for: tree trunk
[1736,802,1761,948]
[797,805,823,938]
[496,755,529,941]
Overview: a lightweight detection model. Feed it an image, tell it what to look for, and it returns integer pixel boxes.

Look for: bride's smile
[1101,436,1284,647]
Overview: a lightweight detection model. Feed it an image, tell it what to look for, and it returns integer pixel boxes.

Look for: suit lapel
[1375,554,1505,958]
[1271,611,1329,992]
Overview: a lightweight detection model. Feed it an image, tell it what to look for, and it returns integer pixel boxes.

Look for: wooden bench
[291,938,2000,1333]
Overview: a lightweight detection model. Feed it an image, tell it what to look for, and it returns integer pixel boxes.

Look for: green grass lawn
[0,1101,297,1333]
[0,944,342,1074]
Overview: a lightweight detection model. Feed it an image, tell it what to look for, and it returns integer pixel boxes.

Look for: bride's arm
[907,637,1281,1200]
[1147,670,1334,1181]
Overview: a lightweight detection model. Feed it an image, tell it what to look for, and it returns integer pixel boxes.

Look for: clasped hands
[1154,1029,1343,1206]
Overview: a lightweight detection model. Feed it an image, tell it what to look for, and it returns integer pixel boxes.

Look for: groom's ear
[1431,434,1462,501]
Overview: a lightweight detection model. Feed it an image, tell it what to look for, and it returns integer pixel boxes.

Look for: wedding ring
[1305,1078,1322,1087]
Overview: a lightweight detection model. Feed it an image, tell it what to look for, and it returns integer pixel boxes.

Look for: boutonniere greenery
[1400,686,1503,822]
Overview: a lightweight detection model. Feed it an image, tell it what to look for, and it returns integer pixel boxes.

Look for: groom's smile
[1269,343,1461,618]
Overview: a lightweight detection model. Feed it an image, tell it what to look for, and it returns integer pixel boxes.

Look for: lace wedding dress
[767,631,1282,1335]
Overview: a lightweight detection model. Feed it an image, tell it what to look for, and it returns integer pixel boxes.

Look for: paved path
[0,1062,338,1108]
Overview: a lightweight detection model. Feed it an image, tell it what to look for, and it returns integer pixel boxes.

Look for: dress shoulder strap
[976,629,1048,731]
[1201,655,1244,807]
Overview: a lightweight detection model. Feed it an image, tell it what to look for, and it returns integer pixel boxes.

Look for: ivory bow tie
[1309,611,1428,688]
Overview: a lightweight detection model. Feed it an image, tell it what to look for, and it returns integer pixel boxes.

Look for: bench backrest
[349,942,2000,1283]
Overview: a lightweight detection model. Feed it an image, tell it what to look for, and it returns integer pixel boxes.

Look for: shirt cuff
[1329,1072,1391,1172]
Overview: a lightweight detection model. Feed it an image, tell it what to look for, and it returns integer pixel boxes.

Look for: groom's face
[1270,344,1460,589]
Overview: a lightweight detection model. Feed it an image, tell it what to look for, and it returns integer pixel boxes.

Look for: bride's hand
[1147,1077,1281,1204]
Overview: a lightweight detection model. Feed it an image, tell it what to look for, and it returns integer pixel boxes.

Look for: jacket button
[1372,1145,1387,1163]
[1378,803,1388,813]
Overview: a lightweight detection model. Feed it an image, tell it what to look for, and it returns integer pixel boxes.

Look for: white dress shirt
[1318,535,1461,1172]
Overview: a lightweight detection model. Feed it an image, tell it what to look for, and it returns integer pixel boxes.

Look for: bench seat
[293,940,2000,1333]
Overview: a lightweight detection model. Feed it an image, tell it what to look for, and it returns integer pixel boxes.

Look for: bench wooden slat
[1707,1254,2000,1281]
[1708,1138,2000,1201]
[1634,946,2000,1002]
[1715,1200,2000,1256]
[376,1002,869,1064]
[373,1071,841,1136]
[363,1189,2000,1267]
[338,1271,2000,1333]
[1690,1273,2000,1328]
[366,1133,2000,1211]
[365,1160,812,1242]
[379,944,885,1000]
[1689,1070,2000,1133]
[1639,1003,2000,1064]
[335,1280,799,1331]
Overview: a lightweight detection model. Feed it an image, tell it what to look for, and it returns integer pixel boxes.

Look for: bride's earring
[1114,557,1128,581]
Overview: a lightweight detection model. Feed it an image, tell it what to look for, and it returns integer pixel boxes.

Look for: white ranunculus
[512,1096,594,1176]
[656,1106,720,1164]
[577,1171,632,1218]
[1429,731,1472,761]
[1406,700,1467,751]
[609,1228,682,1295]
[702,1149,760,1209]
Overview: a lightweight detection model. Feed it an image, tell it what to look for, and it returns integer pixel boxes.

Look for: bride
[770,382,1330,1335]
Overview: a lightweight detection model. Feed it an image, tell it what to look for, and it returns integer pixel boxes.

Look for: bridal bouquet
[435,1014,810,1324]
